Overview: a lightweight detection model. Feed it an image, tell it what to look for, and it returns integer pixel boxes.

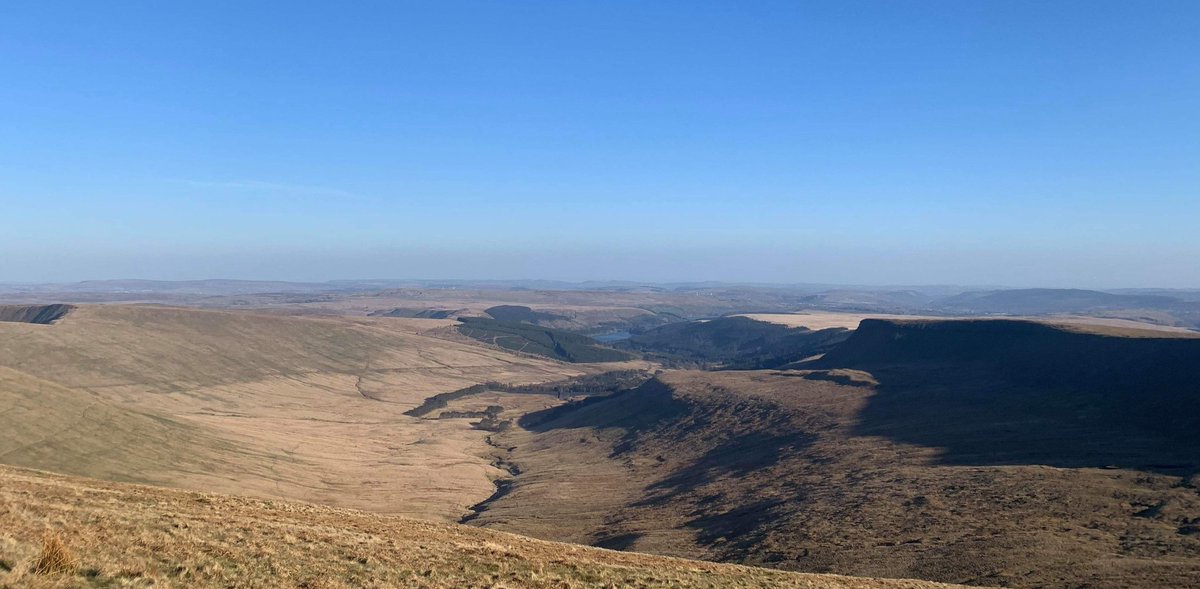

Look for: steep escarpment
[820,318,1200,377]
[472,363,1200,589]
[818,319,1200,471]
[0,303,73,324]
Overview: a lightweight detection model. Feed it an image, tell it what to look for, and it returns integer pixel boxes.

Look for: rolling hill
[0,304,597,520]
[931,288,1182,315]
[929,288,1200,329]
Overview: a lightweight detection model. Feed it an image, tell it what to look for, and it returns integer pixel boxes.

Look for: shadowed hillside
[0,304,73,324]
[458,316,635,363]
[622,316,851,368]
[819,319,1200,472]
[368,307,462,319]
[485,304,569,323]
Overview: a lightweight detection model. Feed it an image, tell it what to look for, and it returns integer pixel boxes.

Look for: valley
[0,304,625,521]
[2,288,1199,588]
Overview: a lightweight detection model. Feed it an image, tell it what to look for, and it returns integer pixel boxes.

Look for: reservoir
[593,331,631,343]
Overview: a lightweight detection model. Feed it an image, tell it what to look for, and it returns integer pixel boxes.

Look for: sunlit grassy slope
[0,304,598,520]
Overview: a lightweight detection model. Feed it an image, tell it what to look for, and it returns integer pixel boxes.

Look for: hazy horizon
[2,270,1195,293]
[4,2,1198,287]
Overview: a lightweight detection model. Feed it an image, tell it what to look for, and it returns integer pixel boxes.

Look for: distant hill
[484,304,568,323]
[457,316,635,363]
[932,288,1188,315]
[623,316,850,368]
[796,289,938,312]
[368,306,461,319]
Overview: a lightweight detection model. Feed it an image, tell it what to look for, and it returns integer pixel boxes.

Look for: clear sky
[2,1,1197,287]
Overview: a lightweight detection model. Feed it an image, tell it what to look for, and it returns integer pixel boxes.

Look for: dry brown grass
[30,536,74,576]
[0,465,969,589]
[0,304,624,521]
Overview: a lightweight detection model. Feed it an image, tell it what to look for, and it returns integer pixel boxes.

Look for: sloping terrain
[0,465,970,589]
[819,318,1200,468]
[742,310,1200,335]
[469,321,1200,588]
[0,304,596,520]
[457,317,635,363]
[485,305,569,324]
[0,367,238,484]
[623,316,850,368]
[6,302,1198,588]
[368,307,463,319]
[0,304,73,324]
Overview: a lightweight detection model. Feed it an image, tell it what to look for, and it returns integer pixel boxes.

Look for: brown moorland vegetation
[0,304,638,521]
[0,465,972,589]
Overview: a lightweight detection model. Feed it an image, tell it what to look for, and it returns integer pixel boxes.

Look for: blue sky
[2,1,1197,287]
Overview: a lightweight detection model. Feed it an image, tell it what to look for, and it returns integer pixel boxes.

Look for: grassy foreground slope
[0,466,967,589]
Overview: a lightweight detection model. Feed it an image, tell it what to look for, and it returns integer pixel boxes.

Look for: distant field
[739,311,1200,335]
[0,465,971,589]
[736,312,946,329]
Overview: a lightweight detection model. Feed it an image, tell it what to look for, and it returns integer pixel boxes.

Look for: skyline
[3,2,1198,287]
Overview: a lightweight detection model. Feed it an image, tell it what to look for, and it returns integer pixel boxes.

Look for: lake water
[593,331,632,343]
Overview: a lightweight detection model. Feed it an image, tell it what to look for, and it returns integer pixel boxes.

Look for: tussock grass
[30,535,74,576]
